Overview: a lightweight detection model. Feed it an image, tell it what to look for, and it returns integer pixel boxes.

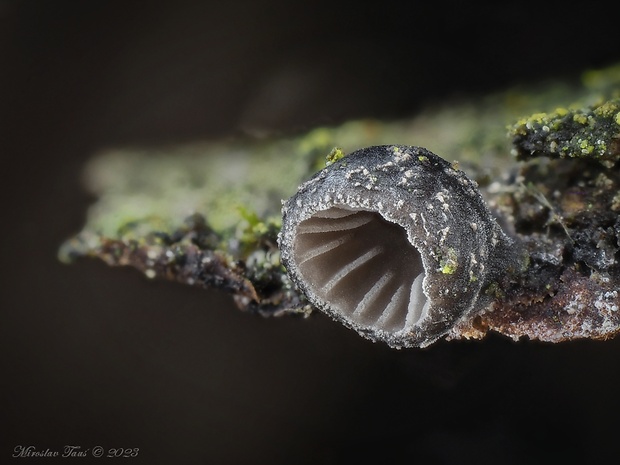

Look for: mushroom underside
[293,207,429,333]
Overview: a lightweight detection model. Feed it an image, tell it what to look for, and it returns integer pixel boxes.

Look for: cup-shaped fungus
[278,145,519,348]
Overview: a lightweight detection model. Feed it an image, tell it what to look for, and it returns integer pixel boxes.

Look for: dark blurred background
[3,1,620,464]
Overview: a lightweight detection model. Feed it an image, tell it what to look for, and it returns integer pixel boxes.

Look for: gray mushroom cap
[278,145,515,348]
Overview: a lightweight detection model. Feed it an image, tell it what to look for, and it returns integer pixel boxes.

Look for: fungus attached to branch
[60,64,620,347]
[278,145,522,348]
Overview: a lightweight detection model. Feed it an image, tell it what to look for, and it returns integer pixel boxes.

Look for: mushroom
[278,145,521,348]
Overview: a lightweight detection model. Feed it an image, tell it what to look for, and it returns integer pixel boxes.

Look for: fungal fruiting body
[278,145,520,348]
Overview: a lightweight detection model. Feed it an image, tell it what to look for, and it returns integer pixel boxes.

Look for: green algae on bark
[510,97,620,166]
[60,62,620,346]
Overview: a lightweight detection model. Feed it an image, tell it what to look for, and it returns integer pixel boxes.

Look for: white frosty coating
[578,289,620,336]
[595,290,619,312]
[294,207,428,333]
